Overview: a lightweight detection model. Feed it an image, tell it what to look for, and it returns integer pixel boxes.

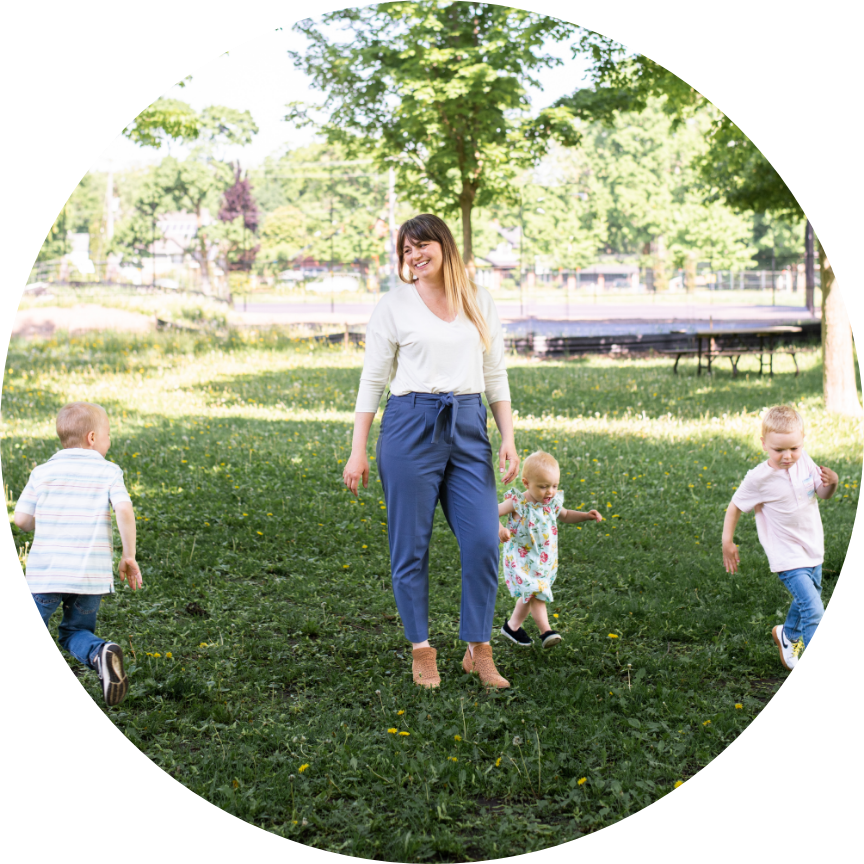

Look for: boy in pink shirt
[722,405,838,670]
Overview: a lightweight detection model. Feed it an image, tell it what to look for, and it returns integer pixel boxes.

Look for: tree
[253,143,394,275]
[160,156,234,292]
[217,164,260,271]
[287,2,581,273]
[123,97,258,151]
[559,36,861,415]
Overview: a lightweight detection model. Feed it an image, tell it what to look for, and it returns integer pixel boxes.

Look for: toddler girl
[498,450,602,647]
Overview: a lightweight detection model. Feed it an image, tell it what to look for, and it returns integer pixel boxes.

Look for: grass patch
[3,330,860,860]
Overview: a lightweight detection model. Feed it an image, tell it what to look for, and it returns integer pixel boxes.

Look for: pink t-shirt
[731,451,824,573]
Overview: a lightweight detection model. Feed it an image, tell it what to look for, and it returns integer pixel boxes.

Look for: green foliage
[4,332,860,856]
[124,98,202,149]
[253,143,393,271]
[562,32,801,223]
[475,102,756,272]
[696,115,802,219]
[123,96,258,152]
[288,2,581,263]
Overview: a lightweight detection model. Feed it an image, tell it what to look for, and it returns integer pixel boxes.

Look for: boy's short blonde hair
[761,405,805,437]
[56,402,108,448]
[522,450,559,481]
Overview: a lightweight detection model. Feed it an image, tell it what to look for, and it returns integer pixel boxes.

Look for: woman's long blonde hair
[396,214,491,352]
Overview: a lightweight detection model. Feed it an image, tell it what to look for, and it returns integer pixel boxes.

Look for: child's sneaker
[94,642,129,706]
[540,630,562,648]
[500,621,532,647]
[771,625,798,671]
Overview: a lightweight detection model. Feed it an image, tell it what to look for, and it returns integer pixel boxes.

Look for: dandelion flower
[199,642,208,648]
[399,731,410,737]
[397,710,405,715]
[512,736,523,747]
[448,756,458,762]
[608,633,619,639]
[387,728,397,734]
[553,613,559,618]
[577,777,587,786]
[299,764,309,773]
[165,652,172,659]
[734,703,743,710]
[703,720,711,726]
[495,757,502,767]
[454,734,462,741]
[674,780,684,788]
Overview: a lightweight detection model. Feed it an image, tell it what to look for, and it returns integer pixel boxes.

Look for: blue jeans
[33,593,105,669]
[777,565,824,647]
[377,392,500,643]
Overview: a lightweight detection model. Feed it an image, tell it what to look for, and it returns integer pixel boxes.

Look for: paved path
[235,300,819,334]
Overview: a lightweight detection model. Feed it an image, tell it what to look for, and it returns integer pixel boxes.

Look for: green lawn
[3,330,860,860]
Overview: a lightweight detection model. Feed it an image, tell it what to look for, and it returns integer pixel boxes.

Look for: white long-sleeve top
[354,282,511,413]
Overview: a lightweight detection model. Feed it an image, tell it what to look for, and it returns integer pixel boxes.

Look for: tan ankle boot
[462,644,510,688]
[412,646,441,688]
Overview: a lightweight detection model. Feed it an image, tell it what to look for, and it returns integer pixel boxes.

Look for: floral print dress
[501,487,564,604]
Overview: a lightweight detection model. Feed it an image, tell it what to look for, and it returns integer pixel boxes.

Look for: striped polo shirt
[15,448,132,594]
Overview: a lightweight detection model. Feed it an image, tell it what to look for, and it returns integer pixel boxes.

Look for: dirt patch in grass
[13,304,155,338]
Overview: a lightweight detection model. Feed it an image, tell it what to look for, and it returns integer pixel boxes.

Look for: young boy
[722,405,838,670]
[14,401,142,705]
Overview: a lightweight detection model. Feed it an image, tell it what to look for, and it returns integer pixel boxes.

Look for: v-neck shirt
[355,282,510,412]
[731,452,824,572]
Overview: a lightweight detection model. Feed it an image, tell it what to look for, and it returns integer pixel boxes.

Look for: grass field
[3,330,860,860]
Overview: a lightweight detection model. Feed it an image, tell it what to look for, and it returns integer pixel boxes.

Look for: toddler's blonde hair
[521,450,559,481]
[761,405,805,437]
[56,401,108,448]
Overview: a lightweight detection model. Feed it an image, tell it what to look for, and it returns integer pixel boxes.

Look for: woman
[343,214,519,689]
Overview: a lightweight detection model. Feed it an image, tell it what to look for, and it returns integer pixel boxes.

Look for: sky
[95,24,593,173]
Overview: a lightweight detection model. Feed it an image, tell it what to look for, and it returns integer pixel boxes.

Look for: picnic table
[660,325,803,376]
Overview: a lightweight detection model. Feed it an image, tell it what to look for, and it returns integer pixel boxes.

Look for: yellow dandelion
[674,780,684,788]
[703,719,711,726]
[734,703,743,710]
[448,756,457,762]
[387,728,397,734]
[399,731,410,737]
[608,633,619,639]
[495,757,502,767]
[165,652,172,659]
[256,531,263,536]
[397,710,405,715]
[577,777,587,786]
[553,613,559,618]
[454,734,462,741]
[299,764,309,773]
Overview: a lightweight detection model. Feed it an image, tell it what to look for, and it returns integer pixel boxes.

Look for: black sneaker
[500,621,532,647]
[540,630,563,648]
[94,643,128,706]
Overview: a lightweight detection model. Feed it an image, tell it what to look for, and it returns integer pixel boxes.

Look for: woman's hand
[498,438,520,484]
[343,450,369,497]
[489,401,519,484]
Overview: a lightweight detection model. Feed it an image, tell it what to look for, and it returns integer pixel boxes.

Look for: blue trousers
[778,565,824,647]
[32,593,105,669]
[377,392,500,643]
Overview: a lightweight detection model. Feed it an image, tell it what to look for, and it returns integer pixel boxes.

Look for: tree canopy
[287,2,581,270]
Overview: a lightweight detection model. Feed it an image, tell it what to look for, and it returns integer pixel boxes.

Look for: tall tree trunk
[459,185,475,278]
[196,204,211,294]
[819,240,862,415]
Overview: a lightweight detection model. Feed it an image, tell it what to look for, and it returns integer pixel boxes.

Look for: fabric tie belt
[431,392,458,444]
[392,392,481,444]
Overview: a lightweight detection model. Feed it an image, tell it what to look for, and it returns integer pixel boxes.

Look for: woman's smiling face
[402,237,444,282]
